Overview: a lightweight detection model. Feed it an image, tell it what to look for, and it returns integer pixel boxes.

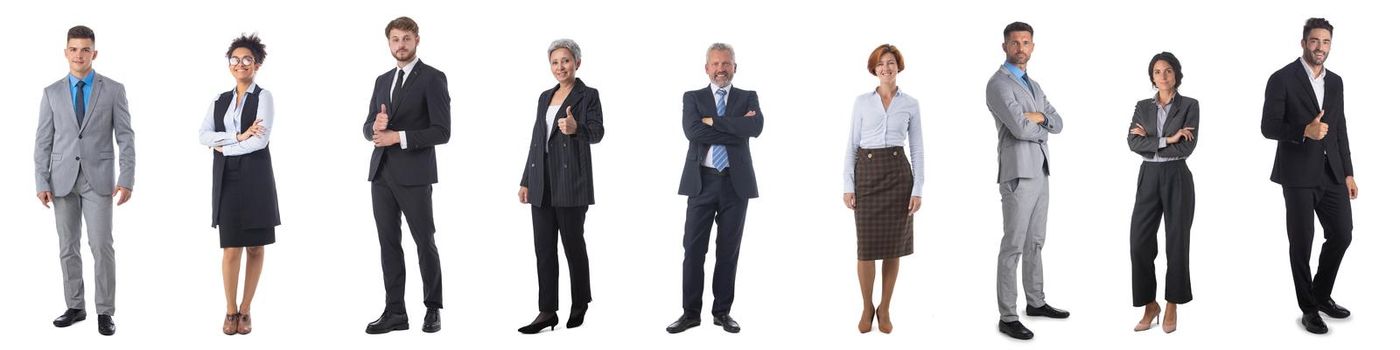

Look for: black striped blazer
[520,78,604,207]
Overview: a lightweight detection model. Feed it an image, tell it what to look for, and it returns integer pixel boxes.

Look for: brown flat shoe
[237,313,252,335]
[223,313,239,335]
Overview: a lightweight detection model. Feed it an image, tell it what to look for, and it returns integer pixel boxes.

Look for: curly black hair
[227,33,267,64]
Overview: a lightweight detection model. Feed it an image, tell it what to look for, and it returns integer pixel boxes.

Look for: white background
[0,0,1393,349]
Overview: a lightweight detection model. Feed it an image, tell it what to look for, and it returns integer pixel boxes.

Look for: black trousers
[1283,179,1353,314]
[682,168,748,319]
[372,160,443,314]
[531,170,592,312]
[1129,160,1194,306]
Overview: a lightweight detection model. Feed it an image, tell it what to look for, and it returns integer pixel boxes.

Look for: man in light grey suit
[33,25,134,336]
[985,22,1068,340]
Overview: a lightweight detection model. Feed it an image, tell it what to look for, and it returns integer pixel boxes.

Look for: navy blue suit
[677,85,763,318]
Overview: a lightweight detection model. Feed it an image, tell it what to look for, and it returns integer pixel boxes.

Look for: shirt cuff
[1158,137,1168,149]
[399,131,408,149]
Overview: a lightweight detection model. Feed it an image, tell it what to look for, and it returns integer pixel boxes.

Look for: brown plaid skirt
[854,146,914,260]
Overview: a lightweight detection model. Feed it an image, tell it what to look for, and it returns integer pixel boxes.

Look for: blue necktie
[711,89,729,171]
[1021,74,1034,97]
[75,80,87,124]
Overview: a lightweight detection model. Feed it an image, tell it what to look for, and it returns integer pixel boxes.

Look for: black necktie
[391,69,406,103]
[75,80,87,124]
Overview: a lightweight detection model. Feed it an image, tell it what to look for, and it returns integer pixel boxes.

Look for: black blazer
[1127,94,1200,159]
[677,85,764,198]
[362,60,452,185]
[1261,60,1353,187]
[520,78,604,207]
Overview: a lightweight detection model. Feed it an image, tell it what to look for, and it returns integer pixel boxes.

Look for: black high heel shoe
[566,304,588,329]
[518,312,559,334]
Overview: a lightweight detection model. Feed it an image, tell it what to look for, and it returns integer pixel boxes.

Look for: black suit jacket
[363,60,452,185]
[520,78,604,207]
[1127,95,1200,159]
[678,85,763,198]
[1261,60,1353,187]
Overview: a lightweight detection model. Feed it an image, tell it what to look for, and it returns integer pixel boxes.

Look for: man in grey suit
[33,25,135,336]
[985,22,1068,340]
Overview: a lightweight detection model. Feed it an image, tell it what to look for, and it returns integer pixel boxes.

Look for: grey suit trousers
[53,168,115,316]
[997,175,1048,322]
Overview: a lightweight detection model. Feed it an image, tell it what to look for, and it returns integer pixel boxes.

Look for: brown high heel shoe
[1134,303,1160,332]
[237,313,252,335]
[875,306,893,334]
[1162,303,1178,334]
[858,306,874,333]
[223,313,239,335]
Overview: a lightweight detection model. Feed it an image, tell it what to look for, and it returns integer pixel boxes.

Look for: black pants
[531,172,592,312]
[372,161,443,314]
[682,168,748,319]
[1283,180,1353,314]
[1129,160,1194,306]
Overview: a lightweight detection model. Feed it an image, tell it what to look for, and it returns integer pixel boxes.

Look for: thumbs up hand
[373,104,389,132]
[1304,110,1328,140]
[557,106,578,135]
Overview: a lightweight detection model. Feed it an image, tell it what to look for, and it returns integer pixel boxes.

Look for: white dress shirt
[843,88,925,197]
[388,57,419,149]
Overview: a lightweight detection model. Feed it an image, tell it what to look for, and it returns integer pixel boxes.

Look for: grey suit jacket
[986,64,1063,183]
[1127,95,1199,159]
[34,72,135,197]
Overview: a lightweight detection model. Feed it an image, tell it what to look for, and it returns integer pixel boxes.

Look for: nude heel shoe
[1134,303,1161,332]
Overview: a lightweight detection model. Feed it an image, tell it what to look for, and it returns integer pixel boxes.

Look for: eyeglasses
[228,56,257,66]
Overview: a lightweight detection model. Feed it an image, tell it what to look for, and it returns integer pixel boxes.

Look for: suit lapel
[54,82,80,133]
[700,85,718,117]
[724,87,744,118]
[79,75,102,133]
[1294,61,1321,113]
[556,80,583,118]
[999,66,1035,101]
[1160,97,1188,135]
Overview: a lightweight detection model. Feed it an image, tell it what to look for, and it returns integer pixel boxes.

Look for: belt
[701,166,729,176]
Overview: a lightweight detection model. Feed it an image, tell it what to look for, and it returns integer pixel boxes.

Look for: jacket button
[530,163,535,167]
[75,157,81,161]
[866,153,872,159]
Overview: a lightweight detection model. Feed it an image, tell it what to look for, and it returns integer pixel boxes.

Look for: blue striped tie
[711,89,729,171]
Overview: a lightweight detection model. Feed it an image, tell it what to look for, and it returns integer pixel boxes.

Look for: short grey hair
[548,38,581,61]
[708,42,735,60]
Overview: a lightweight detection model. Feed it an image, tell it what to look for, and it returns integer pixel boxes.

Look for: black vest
[211,86,281,228]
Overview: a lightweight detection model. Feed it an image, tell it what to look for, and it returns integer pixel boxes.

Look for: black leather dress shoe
[365,312,410,334]
[1302,313,1328,334]
[518,312,558,334]
[666,316,700,334]
[423,308,441,333]
[1026,304,1070,319]
[1317,299,1351,319]
[713,314,741,333]
[53,308,86,328]
[97,315,116,336]
[566,304,588,329]
[999,320,1034,340]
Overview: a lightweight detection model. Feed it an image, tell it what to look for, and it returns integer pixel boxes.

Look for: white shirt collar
[1299,57,1326,81]
[397,57,420,76]
[710,82,730,95]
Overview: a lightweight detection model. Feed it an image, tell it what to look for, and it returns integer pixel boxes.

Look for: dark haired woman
[197,33,280,335]
[1126,51,1198,334]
